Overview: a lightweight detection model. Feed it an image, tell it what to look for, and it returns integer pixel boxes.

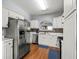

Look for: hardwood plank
[23,44,49,59]
[23,44,60,59]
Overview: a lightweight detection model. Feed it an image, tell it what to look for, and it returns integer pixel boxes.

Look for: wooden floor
[23,44,60,59]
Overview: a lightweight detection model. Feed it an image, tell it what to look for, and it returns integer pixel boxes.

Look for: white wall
[2,0,31,21]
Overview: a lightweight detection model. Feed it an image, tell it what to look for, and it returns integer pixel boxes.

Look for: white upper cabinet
[2,8,9,28]
[64,0,76,16]
[31,20,39,28]
[18,20,24,28]
[53,17,63,28]
[8,10,24,20]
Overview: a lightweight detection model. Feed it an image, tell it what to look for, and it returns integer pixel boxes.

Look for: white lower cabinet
[2,39,13,59]
[38,33,58,47]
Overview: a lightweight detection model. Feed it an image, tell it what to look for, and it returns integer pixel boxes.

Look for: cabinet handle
[9,43,11,45]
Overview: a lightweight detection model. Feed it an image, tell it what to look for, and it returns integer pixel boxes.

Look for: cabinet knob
[9,43,11,45]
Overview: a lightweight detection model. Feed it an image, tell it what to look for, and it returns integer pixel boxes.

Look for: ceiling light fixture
[35,0,48,10]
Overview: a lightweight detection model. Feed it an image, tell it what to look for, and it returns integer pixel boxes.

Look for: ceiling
[11,0,64,16]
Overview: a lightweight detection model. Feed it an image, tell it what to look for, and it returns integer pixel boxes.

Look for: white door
[62,11,76,59]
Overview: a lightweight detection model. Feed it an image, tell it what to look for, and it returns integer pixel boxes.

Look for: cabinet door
[2,8,8,28]
[56,18,62,28]
[31,20,39,28]
[3,40,13,59]
[72,0,76,9]
[2,42,7,59]
[64,0,76,16]
[53,17,62,28]
[6,40,13,59]
[53,19,57,28]
[64,0,72,16]
[62,11,76,59]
